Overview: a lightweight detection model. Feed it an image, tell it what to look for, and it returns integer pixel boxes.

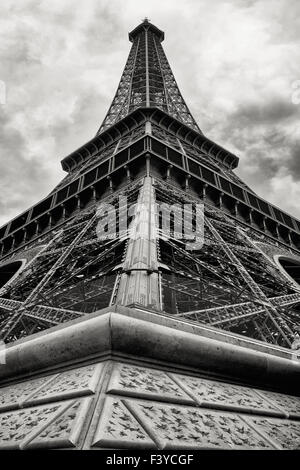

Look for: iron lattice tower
[0,19,300,349]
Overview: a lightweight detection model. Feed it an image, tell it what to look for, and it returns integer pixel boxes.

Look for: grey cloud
[287,141,300,179]
[232,101,299,125]
[0,110,61,226]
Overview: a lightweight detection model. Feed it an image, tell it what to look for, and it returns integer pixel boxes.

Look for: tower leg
[115,176,161,309]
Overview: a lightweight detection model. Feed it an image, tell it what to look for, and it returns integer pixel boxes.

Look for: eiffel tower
[0,19,299,451]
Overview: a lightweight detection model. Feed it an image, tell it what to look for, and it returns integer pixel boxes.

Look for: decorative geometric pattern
[26,398,91,449]
[124,399,274,449]
[0,401,71,450]
[242,415,300,450]
[92,397,155,449]
[25,363,103,406]
[256,390,300,419]
[107,363,194,404]
[0,359,299,450]
[0,374,57,412]
[171,374,284,416]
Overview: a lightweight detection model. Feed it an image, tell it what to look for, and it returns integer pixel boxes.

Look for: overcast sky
[0,0,300,227]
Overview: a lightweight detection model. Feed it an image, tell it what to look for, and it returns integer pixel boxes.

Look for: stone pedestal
[0,305,300,450]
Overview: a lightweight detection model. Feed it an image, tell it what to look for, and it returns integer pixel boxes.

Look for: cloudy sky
[0,0,300,227]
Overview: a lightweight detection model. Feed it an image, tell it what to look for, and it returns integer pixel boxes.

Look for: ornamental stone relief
[243,415,300,450]
[0,359,299,450]
[256,390,300,419]
[0,401,70,449]
[26,398,91,449]
[0,363,103,413]
[0,374,58,412]
[92,396,155,449]
[124,399,273,449]
[25,363,103,406]
[107,363,193,404]
[171,374,284,416]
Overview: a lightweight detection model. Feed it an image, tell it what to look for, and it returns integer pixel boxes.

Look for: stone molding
[0,308,299,394]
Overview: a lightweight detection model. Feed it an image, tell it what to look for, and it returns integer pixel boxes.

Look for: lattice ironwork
[154,179,300,347]
[0,183,140,342]
[97,19,200,134]
[0,20,299,352]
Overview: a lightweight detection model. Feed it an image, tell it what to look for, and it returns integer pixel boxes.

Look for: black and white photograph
[0,0,299,460]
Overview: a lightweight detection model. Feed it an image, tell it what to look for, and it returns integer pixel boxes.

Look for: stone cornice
[0,306,299,394]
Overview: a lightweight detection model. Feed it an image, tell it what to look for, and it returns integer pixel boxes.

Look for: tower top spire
[129,19,165,42]
[98,20,199,134]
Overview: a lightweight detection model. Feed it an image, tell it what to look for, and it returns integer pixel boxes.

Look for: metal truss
[0,297,83,327]
[176,293,300,326]
[154,178,300,347]
[153,34,200,132]
[1,158,299,348]
[0,20,299,352]
[0,182,140,342]
[98,20,200,134]
[97,38,140,134]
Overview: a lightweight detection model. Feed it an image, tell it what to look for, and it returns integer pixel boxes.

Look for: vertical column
[115,176,160,309]
[145,29,150,107]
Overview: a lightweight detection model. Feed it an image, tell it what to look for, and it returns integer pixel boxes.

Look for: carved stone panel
[0,401,70,450]
[171,374,284,416]
[124,399,274,450]
[256,390,300,419]
[92,397,155,449]
[107,363,194,404]
[25,398,92,449]
[25,363,103,406]
[0,375,58,412]
[243,415,300,450]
